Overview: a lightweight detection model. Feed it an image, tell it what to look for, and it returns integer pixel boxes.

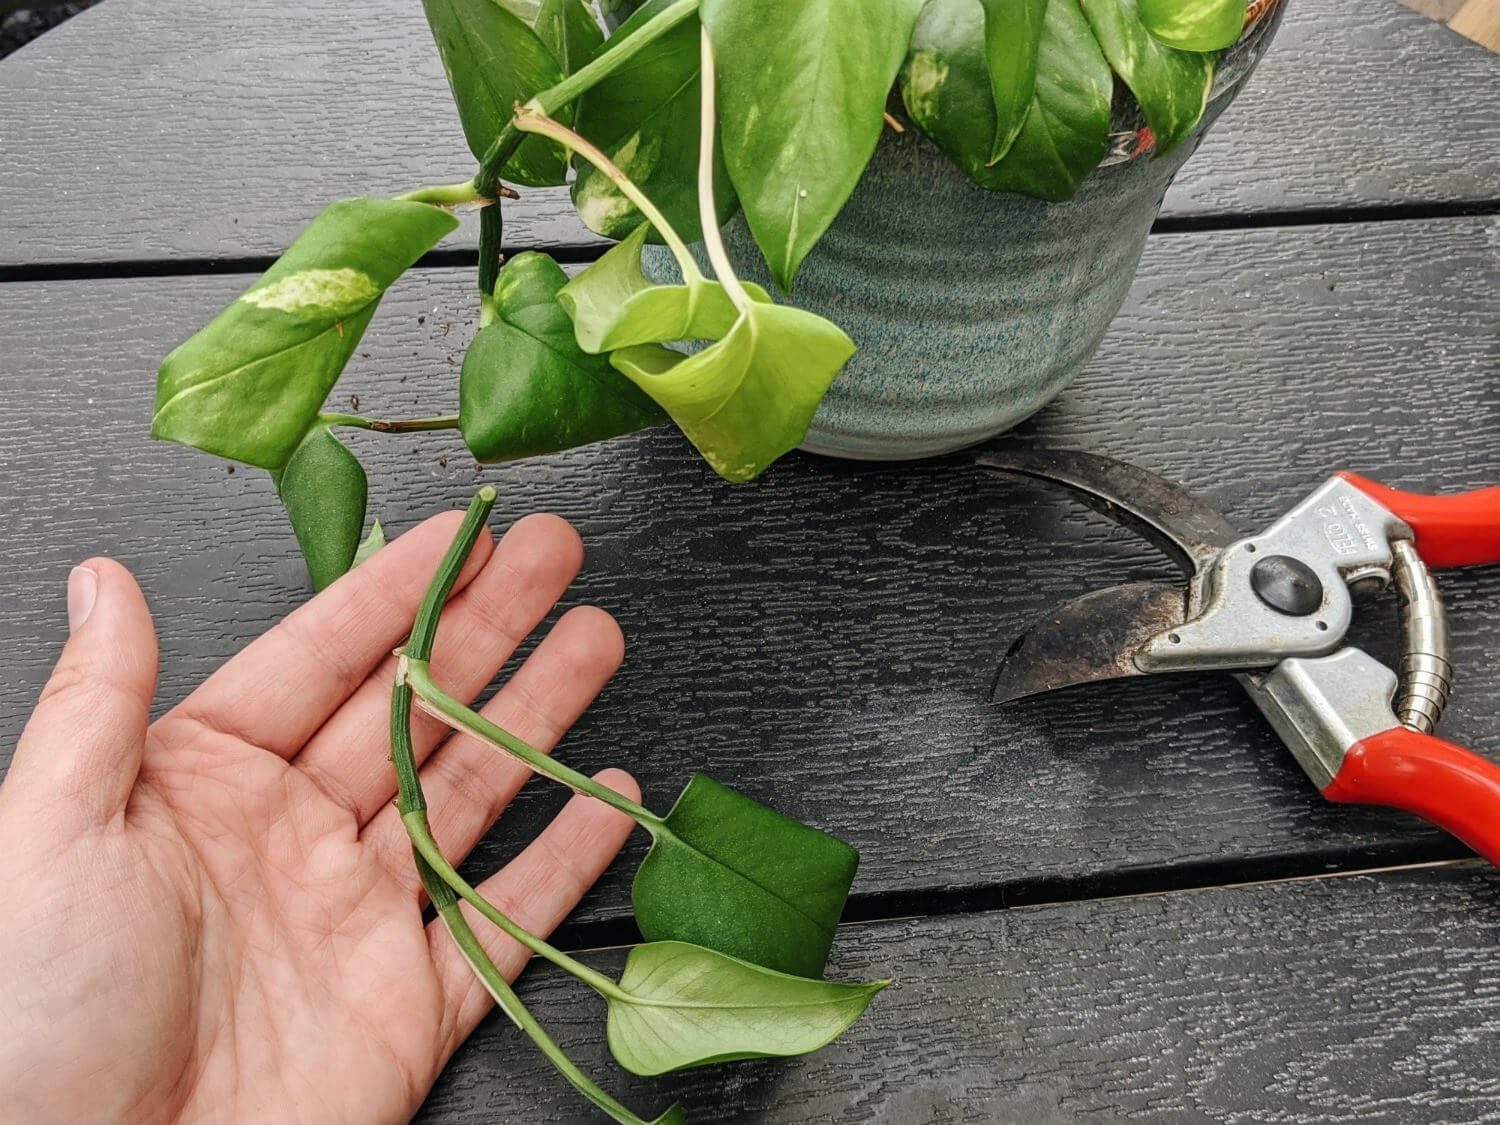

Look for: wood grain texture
[418,864,1500,1123]
[1,216,1496,927]
[1451,0,1500,53]
[0,0,1497,270]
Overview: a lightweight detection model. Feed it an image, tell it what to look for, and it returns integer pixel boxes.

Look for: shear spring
[1392,538,1452,734]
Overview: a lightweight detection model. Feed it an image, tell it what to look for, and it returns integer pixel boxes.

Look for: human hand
[0,513,636,1125]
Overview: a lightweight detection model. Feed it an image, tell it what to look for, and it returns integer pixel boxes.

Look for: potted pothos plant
[148,1,1286,1119]
[153,0,1284,588]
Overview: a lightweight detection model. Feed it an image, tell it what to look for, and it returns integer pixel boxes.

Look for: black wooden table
[3,2,1499,1120]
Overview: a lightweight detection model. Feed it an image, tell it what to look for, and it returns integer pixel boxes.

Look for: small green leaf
[612,298,855,483]
[982,0,1114,201]
[571,0,737,243]
[979,0,1047,164]
[1081,0,1215,152]
[557,224,765,353]
[606,941,888,1076]
[633,774,859,977]
[460,252,666,462]
[352,519,387,567]
[272,426,368,590]
[700,0,928,292]
[533,0,606,72]
[153,199,458,469]
[1138,0,1246,51]
[421,0,571,186]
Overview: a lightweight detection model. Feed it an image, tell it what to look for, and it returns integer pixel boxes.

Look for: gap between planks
[3,200,1499,287]
[546,839,1487,956]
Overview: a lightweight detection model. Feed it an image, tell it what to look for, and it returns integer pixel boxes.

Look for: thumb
[9,559,159,830]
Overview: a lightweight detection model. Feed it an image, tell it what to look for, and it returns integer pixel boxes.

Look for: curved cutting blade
[977,448,1240,576]
[991,581,1190,703]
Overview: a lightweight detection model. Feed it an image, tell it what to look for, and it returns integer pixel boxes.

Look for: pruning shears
[979,448,1500,865]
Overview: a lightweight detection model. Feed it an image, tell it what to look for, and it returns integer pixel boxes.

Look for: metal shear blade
[979,449,1240,703]
[990,581,1190,704]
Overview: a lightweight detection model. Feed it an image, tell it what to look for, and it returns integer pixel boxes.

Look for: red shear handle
[1339,472,1500,568]
[1322,726,1500,866]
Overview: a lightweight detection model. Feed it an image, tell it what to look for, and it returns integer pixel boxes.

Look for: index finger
[161,510,494,758]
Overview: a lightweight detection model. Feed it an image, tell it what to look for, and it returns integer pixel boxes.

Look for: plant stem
[398,180,486,207]
[512,107,702,282]
[474,0,700,191]
[322,414,461,434]
[536,0,698,119]
[392,488,497,815]
[389,493,668,1125]
[478,203,504,298]
[404,807,627,1001]
[428,895,658,1125]
[695,27,752,314]
[403,657,664,829]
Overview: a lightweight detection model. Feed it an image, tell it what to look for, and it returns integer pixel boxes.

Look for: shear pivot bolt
[1250,555,1324,616]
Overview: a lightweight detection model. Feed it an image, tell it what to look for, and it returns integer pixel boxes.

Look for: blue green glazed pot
[714,2,1285,460]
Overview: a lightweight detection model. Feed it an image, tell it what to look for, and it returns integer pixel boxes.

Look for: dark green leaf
[982,0,1114,200]
[557,224,763,353]
[633,775,859,977]
[611,297,855,482]
[902,0,1005,183]
[979,0,1047,163]
[606,941,888,1076]
[700,0,928,292]
[905,0,1113,199]
[533,0,606,73]
[352,519,387,567]
[571,0,737,243]
[272,426,368,590]
[421,0,571,186]
[153,199,457,469]
[1138,0,1245,51]
[1081,0,1214,151]
[460,252,666,462]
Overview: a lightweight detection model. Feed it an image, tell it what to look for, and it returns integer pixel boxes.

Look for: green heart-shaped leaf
[1138,0,1246,51]
[571,0,738,243]
[460,252,666,462]
[632,774,860,978]
[421,0,571,186]
[153,199,458,469]
[612,298,855,483]
[271,426,368,590]
[979,0,1047,164]
[701,0,928,292]
[606,941,888,1076]
[1081,0,1215,152]
[557,224,768,353]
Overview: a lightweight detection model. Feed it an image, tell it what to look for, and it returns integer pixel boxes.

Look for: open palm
[0,512,636,1125]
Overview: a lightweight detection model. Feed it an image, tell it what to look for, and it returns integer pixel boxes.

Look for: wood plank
[1451,0,1500,52]
[0,0,1496,270]
[415,864,1500,1122]
[1,215,1495,920]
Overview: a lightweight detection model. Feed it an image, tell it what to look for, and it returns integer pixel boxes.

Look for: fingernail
[68,566,98,634]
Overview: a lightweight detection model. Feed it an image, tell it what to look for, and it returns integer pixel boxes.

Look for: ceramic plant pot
[719,2,1286,460]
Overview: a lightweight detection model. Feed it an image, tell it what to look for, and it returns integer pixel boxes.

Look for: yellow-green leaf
[606,941,888,1076]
